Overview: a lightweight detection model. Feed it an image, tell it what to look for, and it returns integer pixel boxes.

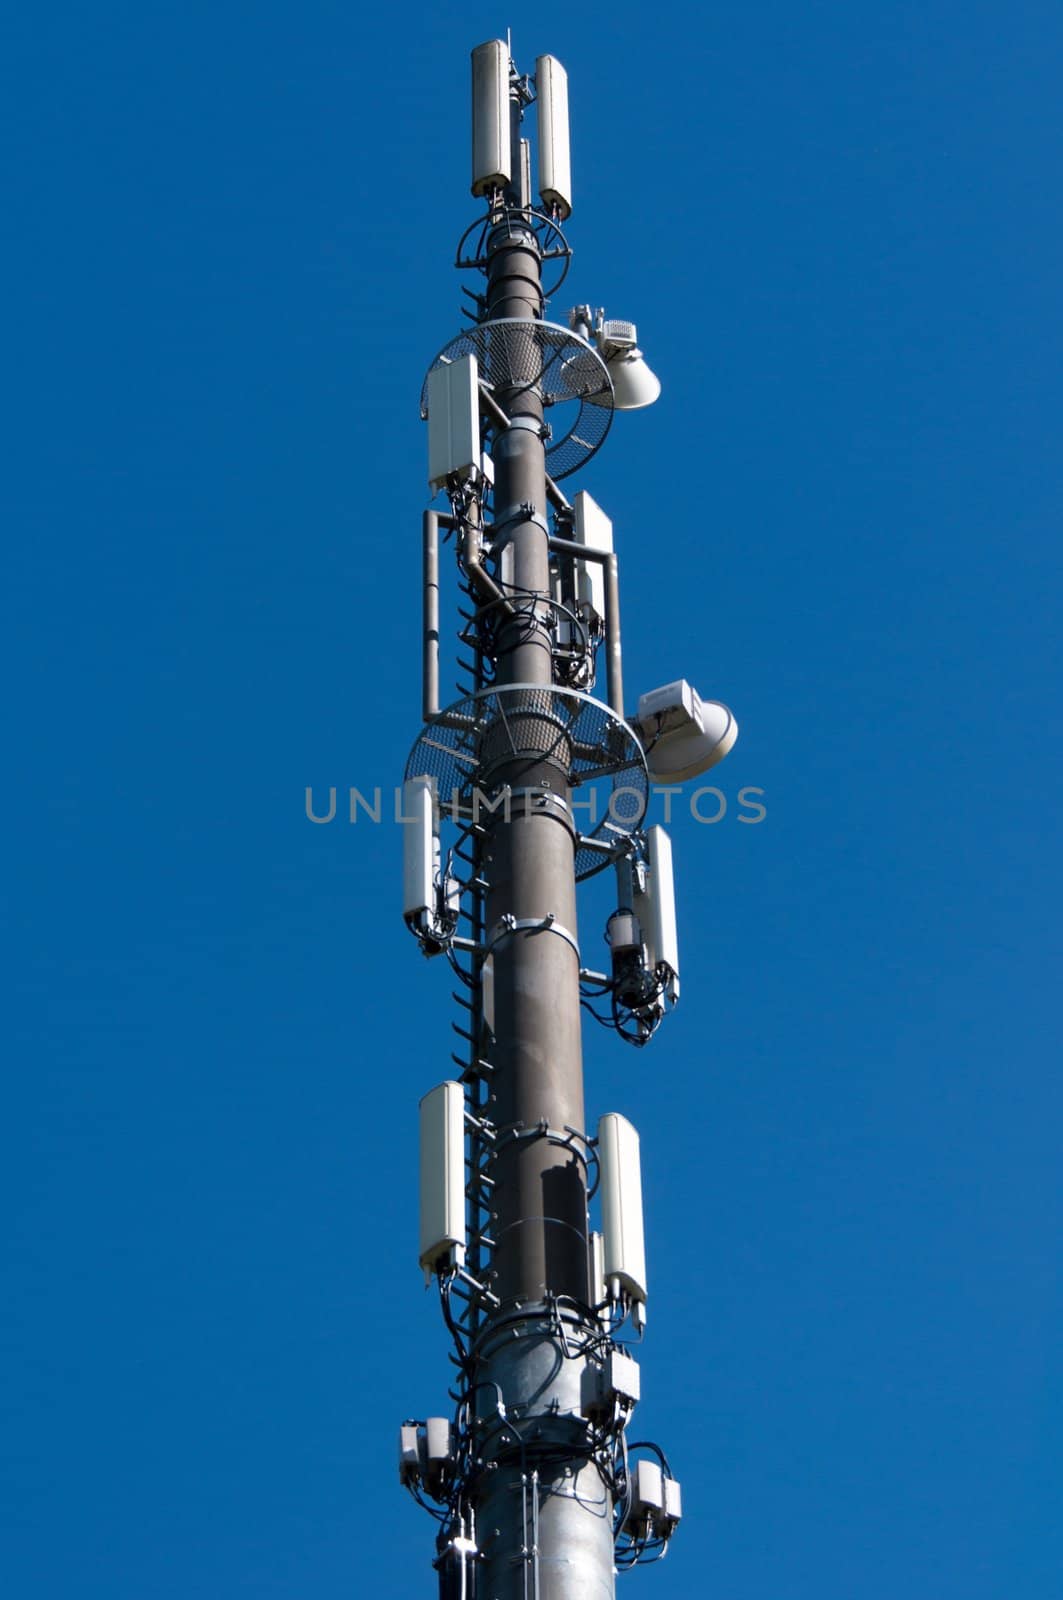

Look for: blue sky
[6,3,1062,1596]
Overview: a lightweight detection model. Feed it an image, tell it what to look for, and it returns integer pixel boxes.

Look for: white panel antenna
[633,825,679,1005]
[598,1112,647,1309]
[402,776,438,921]
[419,1081,466,1277]
[628,1460,664,1537]
[519,137,532,211]
[398,1422,421,1485]
[589,1229,608,1322]
[535,55,572,219]
[471,40,512,197]
[663,1477,683,1525]
[573,490,613,622]
[427,355,481,491]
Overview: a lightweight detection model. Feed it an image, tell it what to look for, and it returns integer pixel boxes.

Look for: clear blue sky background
[6,3,1061,1596]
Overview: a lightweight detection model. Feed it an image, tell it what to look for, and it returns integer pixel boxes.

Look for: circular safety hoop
[455,207,573,302]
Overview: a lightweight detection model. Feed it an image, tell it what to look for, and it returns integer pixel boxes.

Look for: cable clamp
[483,913,581,964]
[490,503,551,544]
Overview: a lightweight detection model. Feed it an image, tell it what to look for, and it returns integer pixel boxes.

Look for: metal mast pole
[470,126,613,1600]
[398,37,733,1600]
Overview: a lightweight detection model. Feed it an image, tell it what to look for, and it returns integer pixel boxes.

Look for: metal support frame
[546,535,623,716]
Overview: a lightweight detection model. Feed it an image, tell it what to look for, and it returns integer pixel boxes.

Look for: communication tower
[398,41,737,1599]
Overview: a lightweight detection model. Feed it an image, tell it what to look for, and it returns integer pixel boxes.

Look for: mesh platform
[405,685,647,881]
[421,319,614,481]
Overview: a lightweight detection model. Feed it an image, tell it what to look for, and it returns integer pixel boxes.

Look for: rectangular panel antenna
[402,776,437,920]
[589,1228,607,1320]
[598,1111,647,1303]
[471,40,512,197]
[519,137,532,211]
[631,1459,664,1532]
[573,490,613,622]
[398,1423,421,1485]
[536,55,572,219]
[419,1081,466,1275]
[427,354,481,490]
[633,825,679,1002]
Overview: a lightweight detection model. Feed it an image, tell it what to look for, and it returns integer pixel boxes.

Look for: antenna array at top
[470,40,572,219]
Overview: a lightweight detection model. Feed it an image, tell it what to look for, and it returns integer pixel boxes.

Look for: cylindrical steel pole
[468,197,615,1599]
